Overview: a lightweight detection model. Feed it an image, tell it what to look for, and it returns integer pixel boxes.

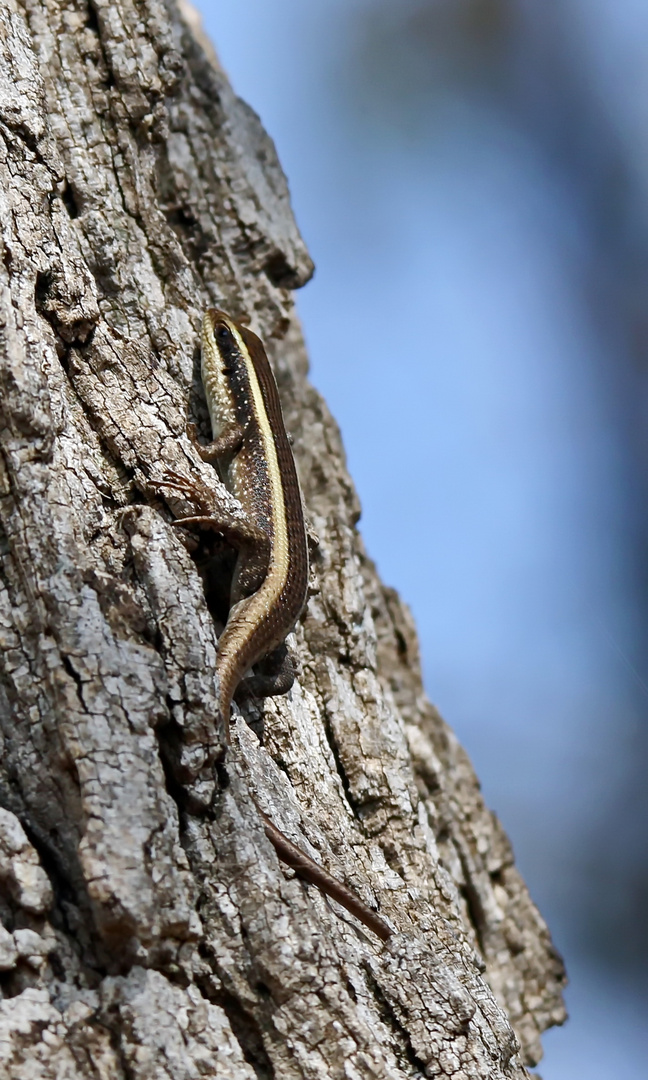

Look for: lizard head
[201,309,245,438]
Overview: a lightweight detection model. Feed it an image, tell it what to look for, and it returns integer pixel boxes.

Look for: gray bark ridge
[0,1,566,1077]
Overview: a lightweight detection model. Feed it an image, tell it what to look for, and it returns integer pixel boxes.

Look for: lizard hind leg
[233,643,296,704]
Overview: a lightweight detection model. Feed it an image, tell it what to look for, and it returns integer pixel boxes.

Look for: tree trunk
[0,2,566,1077]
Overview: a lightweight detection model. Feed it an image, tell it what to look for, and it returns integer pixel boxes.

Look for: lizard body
[161,309,391,942]
[198,309,309,738]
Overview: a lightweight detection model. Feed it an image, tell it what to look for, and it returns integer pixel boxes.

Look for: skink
[163,309,391,943]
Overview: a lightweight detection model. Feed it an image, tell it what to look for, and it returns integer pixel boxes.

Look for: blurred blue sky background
[195,2,648,1075]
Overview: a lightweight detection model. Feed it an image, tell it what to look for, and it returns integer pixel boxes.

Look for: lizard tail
[216,643,249,745]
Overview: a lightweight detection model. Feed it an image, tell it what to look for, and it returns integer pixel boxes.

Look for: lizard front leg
[152,469,271,601]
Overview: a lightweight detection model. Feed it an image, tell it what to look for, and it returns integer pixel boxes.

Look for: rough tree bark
[0,2,566,1077]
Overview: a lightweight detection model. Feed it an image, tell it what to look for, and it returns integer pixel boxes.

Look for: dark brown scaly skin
[210,316,310,736]
[158,310,391,942]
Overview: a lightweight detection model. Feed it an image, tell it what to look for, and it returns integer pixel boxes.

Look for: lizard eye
[215,323,233,345]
